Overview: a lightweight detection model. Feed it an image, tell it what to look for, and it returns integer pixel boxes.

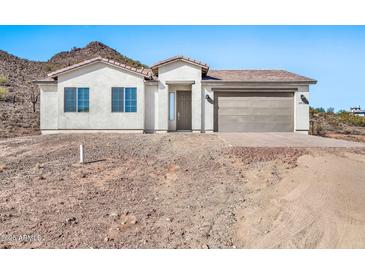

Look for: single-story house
[35,55,317,134]
[350,106,365,116]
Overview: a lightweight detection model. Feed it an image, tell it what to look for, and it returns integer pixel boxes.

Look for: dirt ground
[1,133,365,248]
[323,132,365,143]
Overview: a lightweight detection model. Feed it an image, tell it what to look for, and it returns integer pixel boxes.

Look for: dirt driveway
[0,133,365,248]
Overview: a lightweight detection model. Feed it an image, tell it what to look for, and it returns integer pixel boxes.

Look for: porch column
[156,81,168,132]
[191,81,202,132]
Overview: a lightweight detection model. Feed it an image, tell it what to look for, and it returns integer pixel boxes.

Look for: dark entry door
[176,91,192,130]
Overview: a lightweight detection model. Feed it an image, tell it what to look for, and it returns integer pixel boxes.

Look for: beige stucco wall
[294,85,310,133]
[202,85,214,132]
[39,84,58,130]
[157,61,202,132]
[53,62,145,130]
[144,83,157,132]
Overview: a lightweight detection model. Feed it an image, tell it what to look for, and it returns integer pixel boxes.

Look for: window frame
[111,87,137,113]
[64,87,90,113]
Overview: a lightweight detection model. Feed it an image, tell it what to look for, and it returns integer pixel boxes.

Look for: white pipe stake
[80,144,84,164]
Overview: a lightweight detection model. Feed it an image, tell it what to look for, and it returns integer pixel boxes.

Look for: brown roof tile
[203,70,316,83]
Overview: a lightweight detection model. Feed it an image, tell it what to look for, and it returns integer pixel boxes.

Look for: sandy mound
[235,151,365,248]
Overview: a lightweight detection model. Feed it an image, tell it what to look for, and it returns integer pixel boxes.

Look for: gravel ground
[0,133,364,248]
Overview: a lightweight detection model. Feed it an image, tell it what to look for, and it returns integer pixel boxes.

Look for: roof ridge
[151,55,209,69]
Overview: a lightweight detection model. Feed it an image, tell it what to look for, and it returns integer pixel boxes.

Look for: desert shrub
[309,106,317,116]
[326,107,335,113]
[0,86,8,100]
[315,107,325,113]
[0,74,7,85]
[312,122,325,136]
[43,63,56,72]
[337,112,365,127]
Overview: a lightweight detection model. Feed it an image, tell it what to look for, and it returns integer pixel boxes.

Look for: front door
[176,90,192,131]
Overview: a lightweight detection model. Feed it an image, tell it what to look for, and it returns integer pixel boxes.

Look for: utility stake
[80,144,84,164]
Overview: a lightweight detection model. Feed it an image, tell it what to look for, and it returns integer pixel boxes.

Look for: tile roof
[35,56,316,84]
[47,57,152,78]
[203,70,317,83]
[151,55,209,74]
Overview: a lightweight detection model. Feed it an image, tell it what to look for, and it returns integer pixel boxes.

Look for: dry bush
[0,74,7,85]
[43,63,57,72]
[310,107,365,136]
[0,86,8,100]
[337,112,365,127]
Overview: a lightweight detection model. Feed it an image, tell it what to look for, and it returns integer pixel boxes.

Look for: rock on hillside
[48,41,147,71]
[0,41,147,138]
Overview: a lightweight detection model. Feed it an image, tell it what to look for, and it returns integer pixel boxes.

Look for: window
[112,87,124,112]
[111,87,137,112]
[77,88,89,112]
[169,92,175,121]
[64,88,76,112]
[64,87,89,112]
[125,88,137,112]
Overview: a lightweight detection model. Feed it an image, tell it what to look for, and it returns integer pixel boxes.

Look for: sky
[0,25,364,110]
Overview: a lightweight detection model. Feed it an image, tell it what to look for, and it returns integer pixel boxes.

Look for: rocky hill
[47,41,147,71]
[0,41,147,138]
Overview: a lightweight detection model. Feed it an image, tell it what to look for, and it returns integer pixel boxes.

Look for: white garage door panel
[216,92,294,132]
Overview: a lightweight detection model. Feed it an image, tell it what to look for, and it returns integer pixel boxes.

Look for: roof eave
[33,80,57,85]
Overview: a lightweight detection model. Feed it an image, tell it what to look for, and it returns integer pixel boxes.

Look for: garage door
[215,92,294,132]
